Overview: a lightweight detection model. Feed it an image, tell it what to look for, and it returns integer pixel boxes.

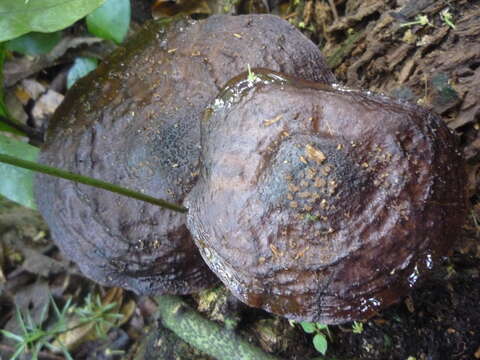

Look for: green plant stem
[0,344,64,360]
[155,295,282,360]
[0,154,187,213]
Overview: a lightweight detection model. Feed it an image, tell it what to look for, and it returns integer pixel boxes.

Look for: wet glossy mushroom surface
[35,16,335,295]
[186,70,467,323]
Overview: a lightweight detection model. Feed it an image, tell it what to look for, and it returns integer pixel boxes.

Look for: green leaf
[61,296,73,317]
[300,321,317,334]
[67,57,98,89]
[15,307,27,335]
[61,346,75,360]
[11,344,26,360]
[313,333,328,355]
[25,311,36,330]
[0,329,24,343]
[0,133,39,208]
[86,0,131,44]
[352,321,363,334]
[6,31,62,55]
[38,302,50,325]
[0,122,22,135]
[50,295,63,319]
[32,343,42,360]
[315,323,328,330]
[0,0,106,42]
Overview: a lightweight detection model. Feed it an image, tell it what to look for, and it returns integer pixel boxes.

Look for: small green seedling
[1,296,74,360]
[305,213,319,222]
[247,64,258,83]
[71,293,124,339]
[440,9,455,29]
[352,321,364,334]
[0,294,123,360]
[400,15,432,28]
[299,321,331,356]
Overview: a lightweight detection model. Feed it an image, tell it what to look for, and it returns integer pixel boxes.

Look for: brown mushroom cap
[186,70,467,323]
[35,16,335,294]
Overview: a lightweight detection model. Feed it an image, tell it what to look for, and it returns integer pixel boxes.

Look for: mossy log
[155,295,282,360]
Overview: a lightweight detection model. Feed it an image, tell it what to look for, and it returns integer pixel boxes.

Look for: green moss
[326,31,363,69]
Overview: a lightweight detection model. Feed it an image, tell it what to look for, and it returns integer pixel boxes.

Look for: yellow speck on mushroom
[305,144,326,164]
[288,184,299,192]
[314,177,326,188]
[270,244,283,257]
[306,168,317,179]
[321,165,331,175]
[328,180,338,194]
[294,246,310,260]
[303,205,313,212]
[263,114,283,126]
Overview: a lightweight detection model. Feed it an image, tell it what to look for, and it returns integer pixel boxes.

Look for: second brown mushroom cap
[186,70,467,324]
